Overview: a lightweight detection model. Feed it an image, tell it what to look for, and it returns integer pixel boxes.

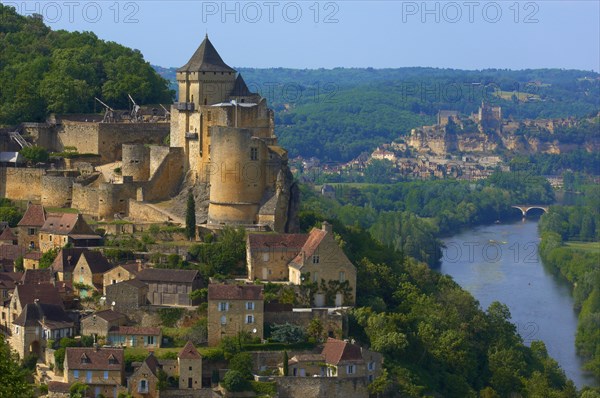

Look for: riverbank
[438,220,598,388]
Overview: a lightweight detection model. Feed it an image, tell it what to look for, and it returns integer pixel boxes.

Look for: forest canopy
[0,4,173,125]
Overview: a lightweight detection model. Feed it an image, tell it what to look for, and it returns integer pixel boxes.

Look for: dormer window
[108,354,117,365]
[80,354,90,364]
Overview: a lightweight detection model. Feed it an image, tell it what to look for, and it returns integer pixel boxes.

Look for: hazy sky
[4,1,600,71]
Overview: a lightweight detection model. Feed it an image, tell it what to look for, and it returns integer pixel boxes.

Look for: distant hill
[154,66,600,162]
[0,4,173,126]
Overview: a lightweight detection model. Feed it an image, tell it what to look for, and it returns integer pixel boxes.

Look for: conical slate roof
[231,74,252,96]
[178,35,236,73]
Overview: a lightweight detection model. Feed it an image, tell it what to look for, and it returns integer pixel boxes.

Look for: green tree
[20,145,49,163]
[185,192,196,240]
[39,248,59,269]
[69,382,89,398]
[270,323,306,344]
[229,352,253,379]
[282,351,289,376]
[221,370,250,392]
[0,335,34,397]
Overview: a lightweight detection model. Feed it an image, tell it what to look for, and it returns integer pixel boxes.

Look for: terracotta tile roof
[247,233,308,251]
[17,204,46,227]
[52,248,87,273]
[0,227,16,242]
[21,268,54,284]
[48,381,70,393]
[0,271,21,290]
[79,251,112,274]
[137,268,199,284]
[321,338,363,365]
[24,251,42,260]
[40,213,81,234]
[288,354,325,365]
[109,326,161,336]
[121,262,143,274]
[120,278,148,289]
[0,244,26,261]
[13,302,73,329]
[14,283,63,308]
[65,347,124,371]
[290,228,327,267]
[86,309,127,322]
[208,284,263,301]
[178,341,202,360]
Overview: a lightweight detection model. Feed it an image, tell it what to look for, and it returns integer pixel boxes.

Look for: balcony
[175,102,195,112]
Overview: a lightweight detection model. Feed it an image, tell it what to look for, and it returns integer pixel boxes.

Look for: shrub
[158,308,184,327]
[222,370,250,392]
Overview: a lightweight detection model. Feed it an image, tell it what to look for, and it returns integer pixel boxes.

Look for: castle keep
[170,35,292,230]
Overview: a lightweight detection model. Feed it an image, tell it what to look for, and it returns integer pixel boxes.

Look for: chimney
[321,221,333,234]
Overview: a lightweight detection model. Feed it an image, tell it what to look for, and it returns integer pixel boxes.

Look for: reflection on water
[438,220,598,388]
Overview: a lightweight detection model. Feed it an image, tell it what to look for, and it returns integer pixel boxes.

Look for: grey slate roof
[178,35,236,73]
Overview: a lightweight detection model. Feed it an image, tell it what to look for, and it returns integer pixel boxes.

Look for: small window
[246,301,254,310]
[246,315,254,324]
[28,228,35,235]
[368,361,375,371]
[312,255,319,264]
[74,370,79,379]
[219,302,229,312]
[208,145,211,155]
[262,253,269,262]
[220,315,227,325]
[347,364,355,374]
[139,379,148,393]
[147,336,155,345]
[339,271,346,282]
[250,147,258,161]
[104,371,108,380]
[189,366,193,371]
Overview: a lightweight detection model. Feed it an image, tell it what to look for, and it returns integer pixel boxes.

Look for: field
[565,241,600,254]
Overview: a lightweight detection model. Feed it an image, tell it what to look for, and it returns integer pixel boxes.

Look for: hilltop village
[0,37,383,398]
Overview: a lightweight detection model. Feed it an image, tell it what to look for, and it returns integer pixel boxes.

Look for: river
[438,219,598,389]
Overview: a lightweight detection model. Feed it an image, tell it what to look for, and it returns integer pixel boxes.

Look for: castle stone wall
[41,175,75,207]
[276,377,369,398]
[122,144,150,181]
[72,183,99,216]
[97,123,169,163]
[57,122,100,154]
[128,200,174,223]
[0,167,44,201]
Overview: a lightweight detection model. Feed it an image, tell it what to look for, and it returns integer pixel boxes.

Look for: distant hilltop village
[0,36,297,233]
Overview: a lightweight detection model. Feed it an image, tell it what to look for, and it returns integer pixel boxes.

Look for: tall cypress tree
[282,350,289,376]
[185,191,196,241]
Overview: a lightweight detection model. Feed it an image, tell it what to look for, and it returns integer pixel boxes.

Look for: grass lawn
[565,241,600,254]
[45,207,80,214]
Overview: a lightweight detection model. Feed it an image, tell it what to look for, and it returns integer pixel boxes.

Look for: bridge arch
[511,205,548,218]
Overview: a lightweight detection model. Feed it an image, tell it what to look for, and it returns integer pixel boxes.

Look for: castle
[0,36,295,233]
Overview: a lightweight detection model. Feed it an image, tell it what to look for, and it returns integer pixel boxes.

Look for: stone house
[288,222,357,306]
[72,250,113,297]
[11,301,74,359]
[23,251,42,269]
[81,309,128,339]
[39,213,102,253]
[17,203,46,250]
[0,227,17,245]
[320,338,383,382]
[207,284,264,346]
[105,279,149,312]
[284,354,327,377]
[178,341,203,389]
[246,222,357,307]
[129,353,161,398]
[4,283,63,327]
[0,244,26,271]
[137,268,202,307]
[246,233,308,281]
[64,347,125,398]
[0,272,21,319]
[107,326,162,348]
[102,262,143,295]
[52,247,87,281]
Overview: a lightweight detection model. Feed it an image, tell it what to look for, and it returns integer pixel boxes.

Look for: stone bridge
[511,205,549,218]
